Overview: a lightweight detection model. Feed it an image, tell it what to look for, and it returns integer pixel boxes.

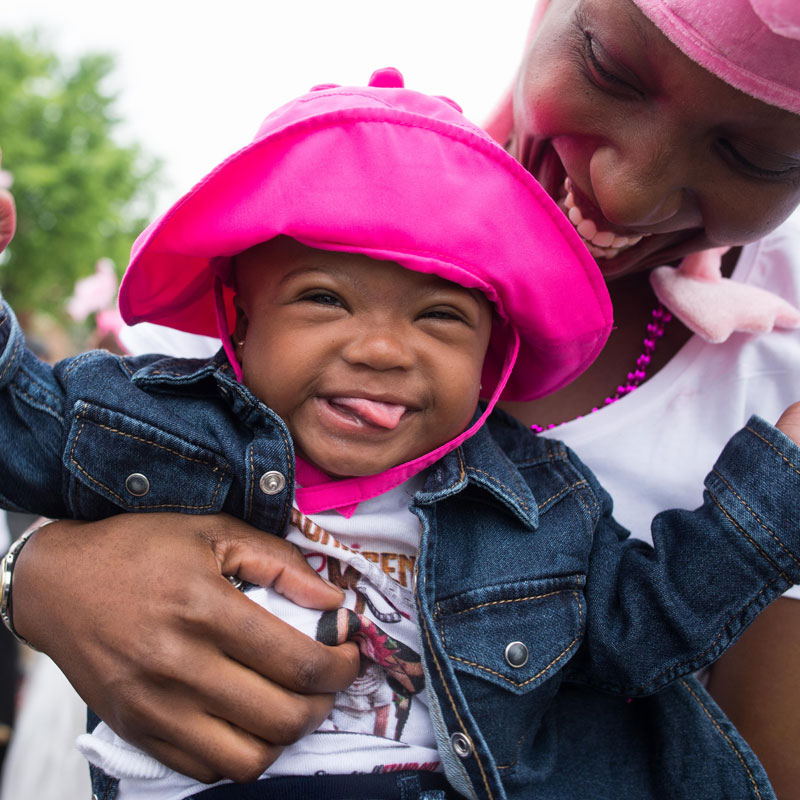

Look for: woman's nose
[589,131,702,230]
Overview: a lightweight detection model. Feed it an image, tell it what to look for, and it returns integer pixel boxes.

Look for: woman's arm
[11,513,360,783]
[706,402,800,800]
[706,597,800,800]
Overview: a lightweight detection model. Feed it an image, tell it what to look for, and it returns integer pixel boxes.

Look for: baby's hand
[776,401,800,447]
[0,148,16,253]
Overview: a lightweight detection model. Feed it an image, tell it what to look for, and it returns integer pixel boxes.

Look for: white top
[544,206,800,600]
[0,512,9,552]
[78,477,440,800]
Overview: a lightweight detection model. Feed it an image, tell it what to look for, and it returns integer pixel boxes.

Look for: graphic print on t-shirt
[289,508,428,746]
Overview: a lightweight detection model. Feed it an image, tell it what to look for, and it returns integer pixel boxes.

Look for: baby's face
[234,237,492,477]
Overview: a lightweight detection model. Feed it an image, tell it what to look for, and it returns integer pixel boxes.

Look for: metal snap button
[450,731,473,758]
[125,473,150,497]
[504,641,529,669]
[259,470,286,495]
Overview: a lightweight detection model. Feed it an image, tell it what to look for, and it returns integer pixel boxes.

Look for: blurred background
[0,0,531,357]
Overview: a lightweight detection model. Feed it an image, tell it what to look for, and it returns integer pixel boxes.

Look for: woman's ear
[232,296,249,365]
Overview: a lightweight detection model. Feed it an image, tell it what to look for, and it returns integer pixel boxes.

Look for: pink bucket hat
[120,67,611,405]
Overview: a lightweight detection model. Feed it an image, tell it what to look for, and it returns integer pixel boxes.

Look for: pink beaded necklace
[531,303,672,433]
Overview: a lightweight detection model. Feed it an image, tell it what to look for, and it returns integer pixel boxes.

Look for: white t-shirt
[78,477,440,800]
[544,206,800,600]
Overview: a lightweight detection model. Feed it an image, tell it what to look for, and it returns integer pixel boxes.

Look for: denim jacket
[2,297,800,800]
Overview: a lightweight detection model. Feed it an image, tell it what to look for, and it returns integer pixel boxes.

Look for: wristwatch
[0,521,50,649]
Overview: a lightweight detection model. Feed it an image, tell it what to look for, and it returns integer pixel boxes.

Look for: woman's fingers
[11,513,359,782]
[776,400,800,445]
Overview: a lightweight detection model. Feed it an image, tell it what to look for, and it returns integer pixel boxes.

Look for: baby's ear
[232,297,248,364]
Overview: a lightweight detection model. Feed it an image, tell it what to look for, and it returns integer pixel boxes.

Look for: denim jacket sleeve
[567,414,800,696]
[0,296,72,518]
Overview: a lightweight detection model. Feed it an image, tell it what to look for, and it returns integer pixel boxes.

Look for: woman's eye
[582,32,641,97]
[716,138,799,182]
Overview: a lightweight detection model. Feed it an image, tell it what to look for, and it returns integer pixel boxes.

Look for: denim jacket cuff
[0,296,24,388]
[707,414,800,586]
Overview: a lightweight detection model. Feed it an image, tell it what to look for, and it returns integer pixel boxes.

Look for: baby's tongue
[330,397,406,429]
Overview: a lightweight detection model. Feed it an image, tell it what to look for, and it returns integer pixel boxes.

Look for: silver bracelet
[0,520,53,649]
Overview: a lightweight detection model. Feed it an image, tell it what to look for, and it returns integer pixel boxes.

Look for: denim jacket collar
[416,419,539,532]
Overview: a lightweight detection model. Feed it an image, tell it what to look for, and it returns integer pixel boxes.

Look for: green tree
[0,32,160,319]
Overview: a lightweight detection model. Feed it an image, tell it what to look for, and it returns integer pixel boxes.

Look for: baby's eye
[420,308,465,323]
[303,291,343,307]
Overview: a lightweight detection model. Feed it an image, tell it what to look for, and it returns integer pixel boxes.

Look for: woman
[6,0,800,795]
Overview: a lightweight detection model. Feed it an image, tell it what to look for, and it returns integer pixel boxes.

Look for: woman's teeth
[561,180,648,259]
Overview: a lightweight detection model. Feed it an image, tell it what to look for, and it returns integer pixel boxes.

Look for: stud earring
[236,340,245,347]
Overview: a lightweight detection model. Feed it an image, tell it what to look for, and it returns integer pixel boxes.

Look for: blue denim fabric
[3,297,800,799]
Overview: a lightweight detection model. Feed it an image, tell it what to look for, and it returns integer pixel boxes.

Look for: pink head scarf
[487,0,800,143]
[632,0,800,114]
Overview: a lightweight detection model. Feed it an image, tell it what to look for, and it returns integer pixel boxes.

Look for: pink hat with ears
[120,67,611,404]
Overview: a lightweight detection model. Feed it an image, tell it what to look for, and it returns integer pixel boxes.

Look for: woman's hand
[776,400,800,445]
[11,513,361,783]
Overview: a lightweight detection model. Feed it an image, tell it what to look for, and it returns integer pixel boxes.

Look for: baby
[1,69,799,800]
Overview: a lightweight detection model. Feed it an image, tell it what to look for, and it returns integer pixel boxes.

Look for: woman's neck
[499,269,693,429]
[499,248,741,429]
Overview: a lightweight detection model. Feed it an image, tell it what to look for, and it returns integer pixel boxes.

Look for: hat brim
[120,107,611,401]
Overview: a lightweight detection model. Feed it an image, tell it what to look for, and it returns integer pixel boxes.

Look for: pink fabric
[486,0,800,138]
[650,249,800,342]
[631,0,800,114]
[121,67,611,404]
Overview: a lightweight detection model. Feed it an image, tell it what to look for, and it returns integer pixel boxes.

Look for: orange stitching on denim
[498,727,536,771]
[679,679,762,800]
[746,424,800,478]
[69,402,229,510]
[14,381,62,418]
[712,468,800,570]
[117,358,134,378]
[419,611,486,800]
[537,480,588,510]
[0,328,21,383]
[709,492,790,581]
[467,466,530,511]
[74,414,220,466]
[69,428,228,510]
[448,591,583,689]
[62,351,99,377]
[434,589,569,619]
[247,446,255,521]
[70,456,227,510]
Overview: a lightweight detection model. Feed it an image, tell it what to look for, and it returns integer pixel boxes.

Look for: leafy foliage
[0,32,160,318]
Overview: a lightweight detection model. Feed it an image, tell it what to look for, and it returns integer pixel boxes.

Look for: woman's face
[510,0,800,279]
